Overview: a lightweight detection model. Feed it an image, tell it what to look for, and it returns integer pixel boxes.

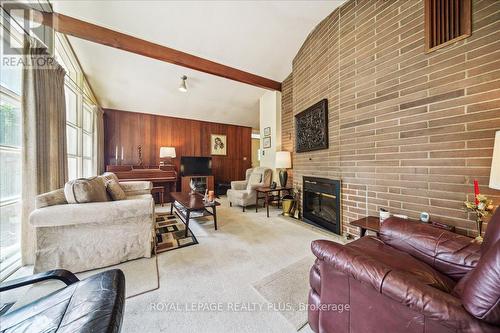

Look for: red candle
[473,179,480,205]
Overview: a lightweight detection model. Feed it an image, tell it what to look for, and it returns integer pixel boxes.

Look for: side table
[350,216,456,237]
[255,187,292,218]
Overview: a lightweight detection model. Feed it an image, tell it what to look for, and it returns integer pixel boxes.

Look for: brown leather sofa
[308,209,500,333]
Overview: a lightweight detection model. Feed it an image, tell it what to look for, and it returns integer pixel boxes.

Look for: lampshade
[489,130,500,190]
[160,147,176,158]
[275,151,292,169]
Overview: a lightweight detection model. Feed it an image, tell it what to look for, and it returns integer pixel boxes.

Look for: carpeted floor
[123,196,345,333]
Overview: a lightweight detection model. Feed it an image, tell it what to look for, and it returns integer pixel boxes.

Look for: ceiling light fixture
[179,75,188,92]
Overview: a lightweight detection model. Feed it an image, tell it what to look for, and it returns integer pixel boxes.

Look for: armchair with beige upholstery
[227,167,272,211]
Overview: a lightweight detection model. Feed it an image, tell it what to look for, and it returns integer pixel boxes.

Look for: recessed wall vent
[424,0,471,53]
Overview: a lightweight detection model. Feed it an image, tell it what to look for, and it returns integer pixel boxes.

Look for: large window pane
[0,100,21,147]
[0,201,21,277]
[83,105,93,132]
[83,133,92,158]
[0,66,22,96]
[0,149,21,202]
[83,158,92,178]
[65,88,77,124]
[66,125,78,155]
[68,157,78,181]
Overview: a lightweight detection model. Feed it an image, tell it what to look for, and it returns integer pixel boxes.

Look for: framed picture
[211,134,227,155]
[263,127,271,137]
[263,137,271,149]
[295,99,328,153]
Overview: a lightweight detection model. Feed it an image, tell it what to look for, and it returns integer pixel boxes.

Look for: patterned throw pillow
[105,179,127,201]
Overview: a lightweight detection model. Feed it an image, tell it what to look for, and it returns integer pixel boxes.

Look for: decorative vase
[279,169,288,188]
[281,194,296,217]
[474,217,484,243]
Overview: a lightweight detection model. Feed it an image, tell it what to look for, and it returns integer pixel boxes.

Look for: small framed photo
[264,127,271,137]
[211,134,227,155]
[263,137,271,149]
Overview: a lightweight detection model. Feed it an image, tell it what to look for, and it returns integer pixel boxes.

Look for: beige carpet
[122,198,345,333]
[253,256,315,330]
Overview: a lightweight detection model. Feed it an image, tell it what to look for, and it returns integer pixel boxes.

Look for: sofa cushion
[459,240,500,325]
[35,188,67,209]
[64,177,109,204]
[101,172,119,183]
[247,173,262,190]
[346,236,456,293]
[106,179,127,201]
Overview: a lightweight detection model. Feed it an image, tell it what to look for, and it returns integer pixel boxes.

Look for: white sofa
[30,174,154,273]
[227,167,272,211]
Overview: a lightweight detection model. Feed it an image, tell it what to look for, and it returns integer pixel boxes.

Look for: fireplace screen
[303,177,341,235]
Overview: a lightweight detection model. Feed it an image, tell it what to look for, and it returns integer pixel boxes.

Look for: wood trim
[39,12,281,91]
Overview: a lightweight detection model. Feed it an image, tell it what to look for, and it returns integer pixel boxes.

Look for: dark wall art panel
[295,99,328,153]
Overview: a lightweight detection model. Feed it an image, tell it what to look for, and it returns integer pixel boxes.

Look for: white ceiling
[53,0,345,128]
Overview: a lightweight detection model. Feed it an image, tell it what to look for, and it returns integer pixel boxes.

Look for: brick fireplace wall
[282,0,500,237]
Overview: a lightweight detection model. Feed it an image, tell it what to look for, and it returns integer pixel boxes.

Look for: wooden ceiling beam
[40,11,282,91]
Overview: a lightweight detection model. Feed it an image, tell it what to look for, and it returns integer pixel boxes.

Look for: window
[0,20,23,278]
[424,0,471,53]
[57,34,97,180]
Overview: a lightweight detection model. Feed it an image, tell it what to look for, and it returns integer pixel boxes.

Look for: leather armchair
[0,269,125,332]
[227,167,272,211]
[308,209,500,333]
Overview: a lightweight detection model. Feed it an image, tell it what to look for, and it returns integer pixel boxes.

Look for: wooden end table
[255,187,292,217]
[350,216,456,237]
[170,192,220,237]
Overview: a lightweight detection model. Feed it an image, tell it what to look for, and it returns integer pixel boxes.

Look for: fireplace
[302,177,341,235]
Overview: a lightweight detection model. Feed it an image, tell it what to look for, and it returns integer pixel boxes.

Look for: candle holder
[464,194,494,243]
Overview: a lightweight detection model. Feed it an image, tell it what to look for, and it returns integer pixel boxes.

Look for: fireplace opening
[302,177,341,235]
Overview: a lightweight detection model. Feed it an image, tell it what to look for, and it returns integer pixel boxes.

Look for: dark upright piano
[106,165,177,203]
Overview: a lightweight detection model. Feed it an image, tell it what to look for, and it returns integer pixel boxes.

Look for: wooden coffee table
[170,192,220,237]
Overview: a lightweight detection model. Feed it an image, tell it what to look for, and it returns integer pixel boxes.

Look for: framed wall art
[211,134,227,155]
[295,99,328,153]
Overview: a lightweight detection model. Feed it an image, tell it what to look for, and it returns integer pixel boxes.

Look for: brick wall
[282,0,500,237]
[281,73,294,185]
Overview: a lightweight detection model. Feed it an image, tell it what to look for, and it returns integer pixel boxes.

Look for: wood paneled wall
[104,109,252,183]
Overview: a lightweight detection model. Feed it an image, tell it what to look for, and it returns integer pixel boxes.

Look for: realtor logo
[1,1,54,55]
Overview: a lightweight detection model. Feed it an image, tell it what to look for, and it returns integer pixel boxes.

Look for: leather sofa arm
[379,217,481,280]
[312,240,390,292]
[0,269,79,292]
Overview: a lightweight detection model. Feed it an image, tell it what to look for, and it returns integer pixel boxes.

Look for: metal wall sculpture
[295,99,328,153]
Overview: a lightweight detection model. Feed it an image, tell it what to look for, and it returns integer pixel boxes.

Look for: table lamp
[275,151,292,187]
[159,147,176,166]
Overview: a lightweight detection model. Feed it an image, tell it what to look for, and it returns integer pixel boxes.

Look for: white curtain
[21,37,68,265]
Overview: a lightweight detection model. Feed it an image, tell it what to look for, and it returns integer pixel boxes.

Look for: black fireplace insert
[302,177,341,235]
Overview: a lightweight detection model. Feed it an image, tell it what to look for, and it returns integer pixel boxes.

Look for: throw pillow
[64,176,109,204]
[101,172,120,183]
[106,179,127,201]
